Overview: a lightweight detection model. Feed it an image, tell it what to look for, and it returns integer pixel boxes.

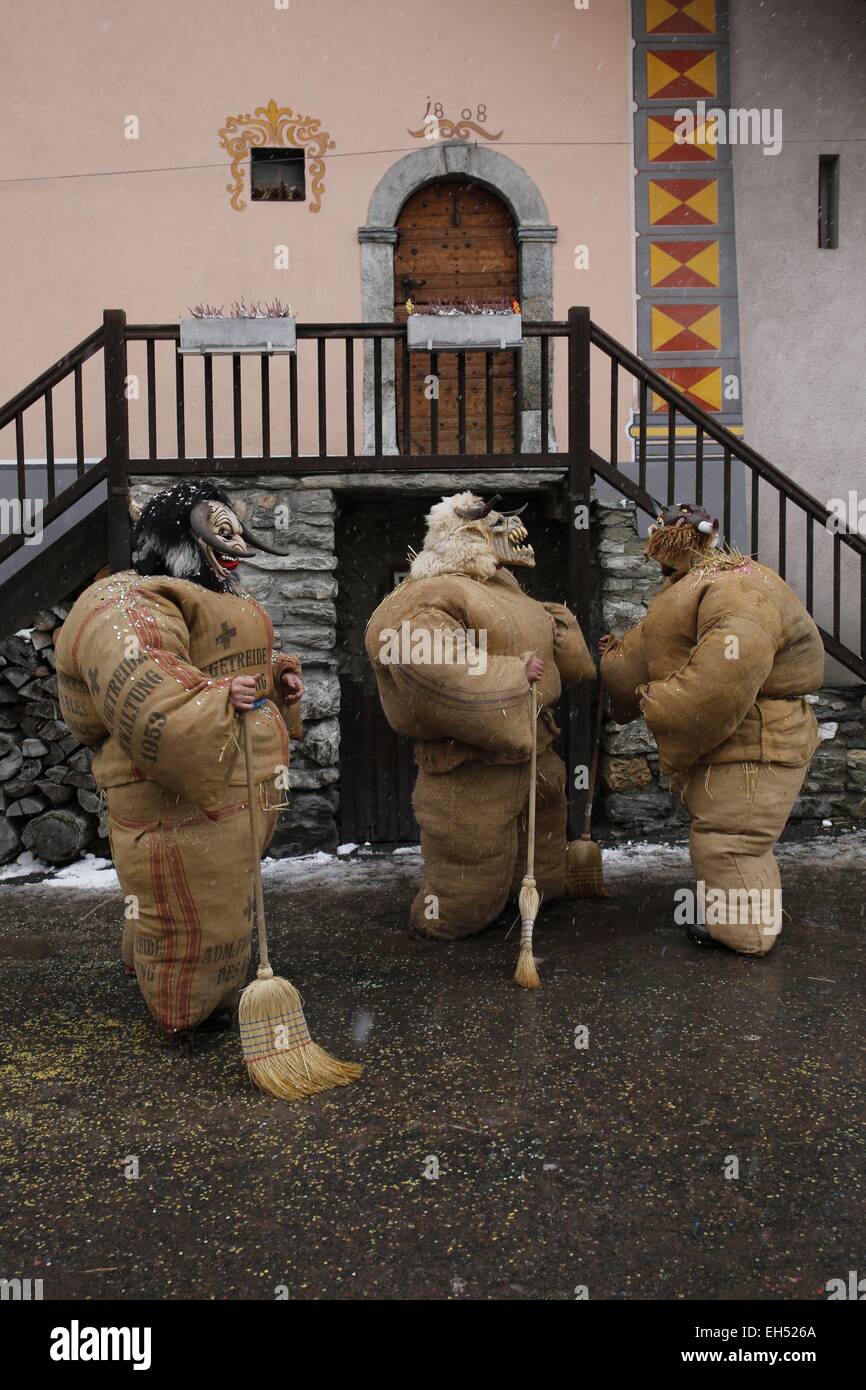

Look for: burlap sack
[681,759,809,955]
[601,559,824,772]
[366,569,595,769]
[365,568,593,939]
[410,747,567,940]
[55,571,302,1029]
[109,778,280,1030]
[56,572,300,809]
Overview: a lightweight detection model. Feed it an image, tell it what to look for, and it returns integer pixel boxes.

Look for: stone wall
[0,477,344,864]
[595,499,866,831]
[0,608,106,865]
[4,488,865,866]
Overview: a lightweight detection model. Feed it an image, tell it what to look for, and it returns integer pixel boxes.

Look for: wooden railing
[0,325,107,568]
[589,322,866,681]
[1,307,864,686]
[121,320,566,467]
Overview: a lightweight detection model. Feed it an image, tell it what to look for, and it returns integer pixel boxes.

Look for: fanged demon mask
[409,492,535,583]
[645,502,720,576]
[131,480,283,594]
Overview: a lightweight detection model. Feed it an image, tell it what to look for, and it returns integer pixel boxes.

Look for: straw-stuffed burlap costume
[365,492,596,940]
[601,503,824,955]
[55,482,303,1039]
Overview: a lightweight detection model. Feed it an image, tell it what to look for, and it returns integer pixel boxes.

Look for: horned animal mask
[645,501,720,574]
[410,492,534,583]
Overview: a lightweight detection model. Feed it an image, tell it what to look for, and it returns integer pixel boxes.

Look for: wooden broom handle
[242,709,269,971]
[582,681,606,839]
[526,682,538,879]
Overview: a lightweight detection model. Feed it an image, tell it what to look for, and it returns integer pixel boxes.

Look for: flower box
[406,312,522,353]
[179,316,297,355]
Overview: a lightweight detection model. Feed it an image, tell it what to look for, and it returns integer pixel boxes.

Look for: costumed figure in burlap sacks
[365,491,596,941]
[600,502,824,956]
[55,481,303,1045]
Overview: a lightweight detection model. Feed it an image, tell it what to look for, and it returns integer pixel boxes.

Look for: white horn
[697,520,715,534]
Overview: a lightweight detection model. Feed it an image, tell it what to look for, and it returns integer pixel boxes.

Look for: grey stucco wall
[730,0,866,680]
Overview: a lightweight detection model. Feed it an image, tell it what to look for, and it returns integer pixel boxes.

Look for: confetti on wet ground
[0,835,863,1300]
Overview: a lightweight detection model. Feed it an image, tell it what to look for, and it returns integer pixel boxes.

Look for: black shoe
[686,923,725,947]
[167,1008,232,1054]
[196,1007,233,1033]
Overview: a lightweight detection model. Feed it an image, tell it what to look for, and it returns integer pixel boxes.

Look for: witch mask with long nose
[131,480,285,594]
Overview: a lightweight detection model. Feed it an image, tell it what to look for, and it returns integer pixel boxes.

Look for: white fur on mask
[409,492,500,583]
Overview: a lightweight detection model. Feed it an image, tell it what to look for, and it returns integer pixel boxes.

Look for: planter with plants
[179,300,296,355]
[405,296,522,352]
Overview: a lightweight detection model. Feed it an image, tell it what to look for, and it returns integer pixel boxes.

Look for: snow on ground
[2,830,862,895]
[604,831,866,874]
[778,832,866,864]
[602,841,689,875]
[0,851,120,888]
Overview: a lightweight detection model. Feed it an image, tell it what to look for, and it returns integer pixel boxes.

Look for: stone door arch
[358,141,557,453]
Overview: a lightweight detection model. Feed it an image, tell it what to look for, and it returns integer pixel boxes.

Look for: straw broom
[238,706,362,1099]
[565,682,609,898]
[514,683,542,990]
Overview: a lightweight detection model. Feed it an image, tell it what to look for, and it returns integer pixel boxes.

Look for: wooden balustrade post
[567,306,594,838]
[103,309,131,572]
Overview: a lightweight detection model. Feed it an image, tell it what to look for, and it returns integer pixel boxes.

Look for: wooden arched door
[394,178,519,454]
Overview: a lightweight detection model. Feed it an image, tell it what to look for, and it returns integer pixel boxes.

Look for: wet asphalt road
[0,837,863,1301]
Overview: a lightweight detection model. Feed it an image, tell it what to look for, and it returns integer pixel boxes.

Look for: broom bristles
[566,837,609,899]
[239,969,362,1100]
[514,877,541,989]
[514,945,541,990]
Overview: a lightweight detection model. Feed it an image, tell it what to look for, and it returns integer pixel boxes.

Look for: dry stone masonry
[0,607,104,864]
[2,488,865,865]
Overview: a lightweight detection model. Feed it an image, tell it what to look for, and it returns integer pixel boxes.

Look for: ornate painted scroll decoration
[408,111,502,141]
[219,99,335,212]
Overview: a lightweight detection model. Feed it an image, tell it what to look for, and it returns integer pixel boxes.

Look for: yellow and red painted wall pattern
[632,0,743,460]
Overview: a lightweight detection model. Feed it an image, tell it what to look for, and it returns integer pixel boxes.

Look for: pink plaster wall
[1,0,635,457]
